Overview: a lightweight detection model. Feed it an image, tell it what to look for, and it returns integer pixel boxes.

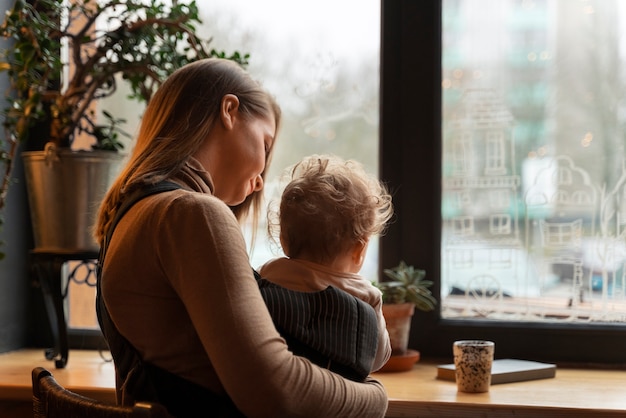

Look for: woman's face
[202,97,276,206]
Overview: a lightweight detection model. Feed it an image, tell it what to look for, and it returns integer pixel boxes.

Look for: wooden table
[373,360,626,417]
[0,349,115,409]
[2,349,626,418]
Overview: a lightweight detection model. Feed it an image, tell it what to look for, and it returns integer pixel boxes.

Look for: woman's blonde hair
[94,58,281,244]
[269,154,394,263]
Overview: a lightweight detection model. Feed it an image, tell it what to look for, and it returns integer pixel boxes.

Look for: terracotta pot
[382,303,415,356]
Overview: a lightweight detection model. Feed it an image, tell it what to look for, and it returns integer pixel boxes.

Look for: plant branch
[0,130,17,213]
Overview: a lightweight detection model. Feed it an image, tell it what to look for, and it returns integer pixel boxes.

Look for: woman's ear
[280,233,290,257]
[220,94,240,130]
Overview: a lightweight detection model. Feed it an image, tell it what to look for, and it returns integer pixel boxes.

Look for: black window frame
[379,0,626,365]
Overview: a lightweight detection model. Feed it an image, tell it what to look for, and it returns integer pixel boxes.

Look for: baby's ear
[351,238,369,267]
[220,94,240,129]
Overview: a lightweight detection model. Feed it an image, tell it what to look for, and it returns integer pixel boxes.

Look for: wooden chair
[32,367,172,418]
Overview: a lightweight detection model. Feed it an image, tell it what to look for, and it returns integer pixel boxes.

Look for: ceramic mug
[453,340,495,393]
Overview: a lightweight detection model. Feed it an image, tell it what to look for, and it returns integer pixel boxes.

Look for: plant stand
[30,250,99,369]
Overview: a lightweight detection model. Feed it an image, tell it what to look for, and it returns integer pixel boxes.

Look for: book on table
[436,358,556,384]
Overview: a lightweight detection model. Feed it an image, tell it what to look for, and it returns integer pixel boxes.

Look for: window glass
[67,0,381,332]
[441,0,626,323]
[199,0,381,278]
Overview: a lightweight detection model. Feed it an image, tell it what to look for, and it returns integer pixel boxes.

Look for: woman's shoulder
[126,188,247,259]
[126,188,240,238]
[148,188,235,218]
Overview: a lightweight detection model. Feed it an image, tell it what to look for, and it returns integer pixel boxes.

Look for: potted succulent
[0,0,247,255]
[375,260,436,367]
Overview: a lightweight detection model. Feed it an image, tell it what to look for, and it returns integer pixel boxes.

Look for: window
[489,214,511,235]
[196,1,381,279]
[484,131,505,175]
[381,0,626,363]
[451,132,472,176]
[66,0,381,338]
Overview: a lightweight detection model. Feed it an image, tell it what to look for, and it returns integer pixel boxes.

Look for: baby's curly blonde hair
[268,154,394,263]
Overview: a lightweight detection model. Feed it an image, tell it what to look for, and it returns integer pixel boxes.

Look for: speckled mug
[453,340,495,393]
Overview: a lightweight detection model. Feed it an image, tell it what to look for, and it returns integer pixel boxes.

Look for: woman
[94,58,388,417]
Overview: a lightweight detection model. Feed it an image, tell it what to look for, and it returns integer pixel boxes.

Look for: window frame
[379,0,626,365]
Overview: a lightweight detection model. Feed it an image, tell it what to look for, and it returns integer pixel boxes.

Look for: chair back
[32,367,172,418]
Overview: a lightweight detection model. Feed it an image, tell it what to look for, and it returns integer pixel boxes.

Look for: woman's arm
[163,194,389,417]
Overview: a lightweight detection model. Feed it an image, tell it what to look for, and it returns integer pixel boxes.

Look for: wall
[0,119,33,352]
[0,0,48,352]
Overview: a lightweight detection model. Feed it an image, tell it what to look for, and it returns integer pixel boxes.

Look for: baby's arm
[370,290,393,371]
[342,277,393,372]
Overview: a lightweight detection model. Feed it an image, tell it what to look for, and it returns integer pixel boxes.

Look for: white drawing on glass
[443,88,626,323]
[443,89,521,319]
[524,156,596,319]
[465,274,503,317]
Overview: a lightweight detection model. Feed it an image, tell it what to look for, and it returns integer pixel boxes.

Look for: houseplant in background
[375,260,437,372]
[0,0,247,256]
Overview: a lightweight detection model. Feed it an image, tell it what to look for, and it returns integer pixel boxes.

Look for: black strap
[97,181,182,346]
[101,181,183,254]
[96,181,244,417]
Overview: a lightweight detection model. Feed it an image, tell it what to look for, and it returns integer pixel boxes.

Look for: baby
[257,154,394,381]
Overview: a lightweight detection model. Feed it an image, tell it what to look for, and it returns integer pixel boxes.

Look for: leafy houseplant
[375,261,437,360]
[379,260,437,311]
[0,0,247,256]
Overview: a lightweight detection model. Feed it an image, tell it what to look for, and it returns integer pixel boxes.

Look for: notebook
[436,358,556,384]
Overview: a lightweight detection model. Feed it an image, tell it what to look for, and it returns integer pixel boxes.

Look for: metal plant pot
[22,147,124,253]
